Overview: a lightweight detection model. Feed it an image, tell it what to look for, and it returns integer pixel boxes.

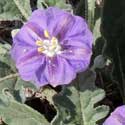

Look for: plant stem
[0,73,19,83]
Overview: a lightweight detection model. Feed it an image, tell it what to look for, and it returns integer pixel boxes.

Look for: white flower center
[36,36,61,57]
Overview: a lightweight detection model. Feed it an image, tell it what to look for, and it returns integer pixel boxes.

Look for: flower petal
[60,45,92,61]
[103,105,125,125]
[45,56,76,87]
[60,44,92,72]
[25,22,45,39]
[68,60,90,72]
[29,7,75,38]
[17,50,44,81]
[103,116,122,125]
[11,7,93,87]
[34,61,49,87]
[61,16,93,48]
[16,49,40,66]
[11,42,33,62]
[113,105,125,118]
[13,23,41,46]
[29,9,48,30]
[51,12,75,39]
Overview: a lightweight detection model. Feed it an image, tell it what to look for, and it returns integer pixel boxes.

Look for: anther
[36,40,43,46]
[44,30,50,38]
[37,47,45,53]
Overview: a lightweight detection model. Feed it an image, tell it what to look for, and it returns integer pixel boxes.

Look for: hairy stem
[0,73,19,83]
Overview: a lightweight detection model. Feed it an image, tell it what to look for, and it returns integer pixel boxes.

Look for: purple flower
[11,7,93,87]
[103,105,125,125]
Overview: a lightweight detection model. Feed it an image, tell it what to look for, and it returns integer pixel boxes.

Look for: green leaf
[9,119,43,125]
[0,43,16,72]
[54,0,72,11]
[37,0,72,11]
[0,74,17,94]
[0,92,49,125]
[13,78,37,103]
[12,0,32,20]
[93,18,101,44]
[0,0,31,21]
[0,55,14,78]
[0,43,17,93]
[15,78,37,90]
[39,86,57,105]
[0,0,22,20]
[0,43,11,55]
[52,70,109,125]
[87,0,96,30]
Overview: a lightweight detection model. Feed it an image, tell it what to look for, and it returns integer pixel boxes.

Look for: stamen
[36,40,43,46]
[44,30,50,38]
[51,37,57,44]
[37,47,45,53]
[36,36,61,57]
[51,37,58,50]
[50,45,56,50]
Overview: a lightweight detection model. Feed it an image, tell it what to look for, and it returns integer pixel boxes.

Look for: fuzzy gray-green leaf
[0,0,31,21]
[0,0,22,20]
[93,18,101,44]
[12,0,32,20]
[52,70,109,125]
[0,43,17,93]
[87,0,96,30]
[0,92,49,125]
[37,0,72,11]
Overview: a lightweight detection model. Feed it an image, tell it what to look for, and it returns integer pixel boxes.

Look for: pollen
[37,47,45,53]
[44,30,50,38]
[36,40,43,46]
[51,37,58,44]
[51,37,58,49]
[36,36,61,57]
